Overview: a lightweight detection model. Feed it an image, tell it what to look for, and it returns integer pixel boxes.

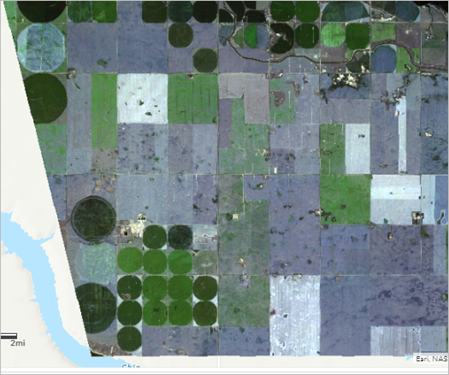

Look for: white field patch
[270,275,320,356]
[370,175,421,224]
[117,74,168,124]
[345,123,370,174]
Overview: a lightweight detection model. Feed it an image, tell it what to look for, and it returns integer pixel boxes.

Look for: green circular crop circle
[71,196,116,243]
[168,1,192,22]
[270,23,294,54]
[18,1,67,23]
[117,275,142,300]
[142,276,167,300]
[142,1,167,23]
[169,300,192,326]
[244,24,268,49]
[225,1,244,21]
[193,1,217,23]
[321,23,345,47]
[24,73,67,124]
[143,301,167,326]
[193,301,217,326]
[270,1,295,22]
[193,48,218,73]
[143,250,167,274]
[168,250,192,274]
[296,1,320,22]
[422,39,446,62]
[168,275,192,300]
[75,283,116,334]
[117,301,142,326]
[193,276,217,300]
[117,326,142,352]
[168,23,193,48]
[143,225,167,249]
[295,23,319,49]
[244,24,258,48]
[233,27,244,47]
[68,1,92,23]
[117,247,142,273]
[345,23,370,50]
[168,225,193,249]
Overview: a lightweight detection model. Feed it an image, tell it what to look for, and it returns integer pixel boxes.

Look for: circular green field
[142,1,167,23]
[345,23,370,50]
[270,23,294,54]
[117,247,142,273]
[270,1,295,22]
[295,23,319,49]
[193,1,217,23]
[68,1,92,23]
[193,276,217,300]
[422,39,446,62]
[142,276,167,301]
[219,25,244,47]
[168,275,192,300]
[168,1,192,22]
[143,225,167,249]
[168,250,192,274]
[226,1,244,22]
[296,1,320,22]
[193,48,218,73]
[24,73,67,124]
[244,24,268,49]
[75,283,116,334]
[321,23,345,47]
[193,301,217,326]
[117,275,142,300]
[143,301,167,326]
[233,27,244,47]
[169,300,192,326]
[117,326,141,352]
[168,23,193,48]
[117,301,142,326]
[71,196,116,243]
[143,250,167,274]
[244,24,258,48]
[18,1,67,23]
[168,225,193,249]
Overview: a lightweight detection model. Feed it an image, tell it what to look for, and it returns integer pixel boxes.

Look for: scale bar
[1,333,17,340]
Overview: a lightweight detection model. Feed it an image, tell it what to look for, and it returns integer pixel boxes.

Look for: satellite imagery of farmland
[1,0,448,370]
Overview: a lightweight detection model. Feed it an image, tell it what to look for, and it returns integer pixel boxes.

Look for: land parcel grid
[6,0,449,357]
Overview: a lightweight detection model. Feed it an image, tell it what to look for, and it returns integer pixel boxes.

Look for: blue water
[1,212,130,367]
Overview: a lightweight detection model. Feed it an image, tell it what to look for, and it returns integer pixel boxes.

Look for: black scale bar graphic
[1,333,17,340]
